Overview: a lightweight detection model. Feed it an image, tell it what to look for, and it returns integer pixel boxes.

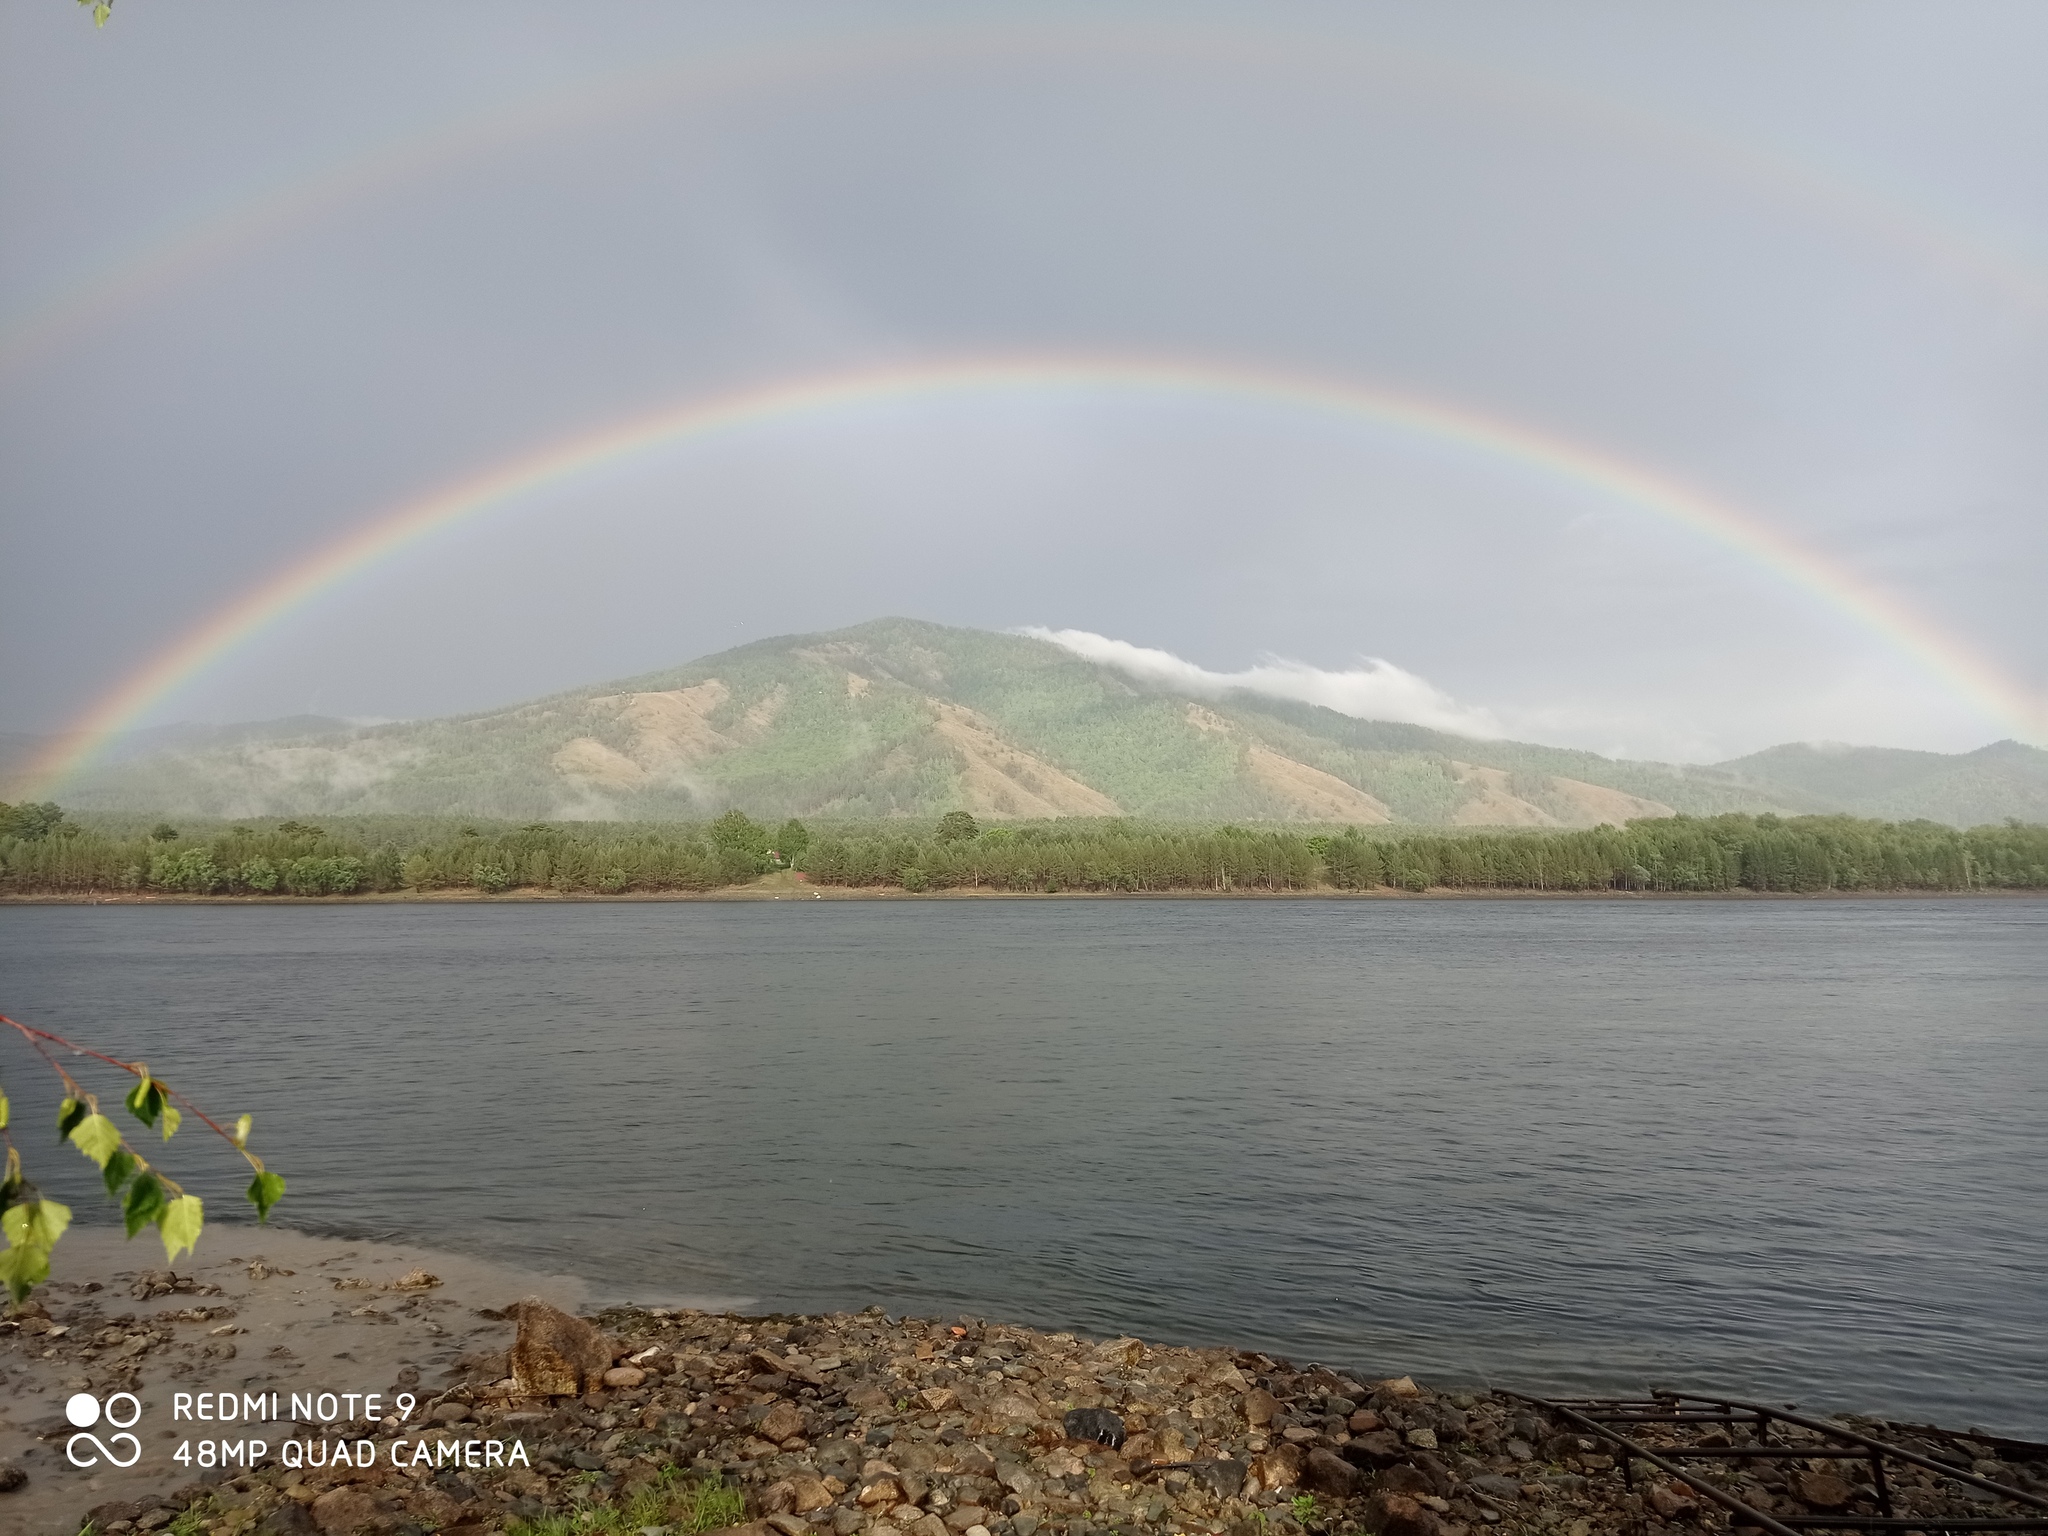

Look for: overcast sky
[3,1,2044,764]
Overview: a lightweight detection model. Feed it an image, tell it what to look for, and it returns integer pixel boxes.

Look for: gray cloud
[2,2,2043,759]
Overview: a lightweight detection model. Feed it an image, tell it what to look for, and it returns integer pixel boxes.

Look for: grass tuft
[507,1467,748,1536]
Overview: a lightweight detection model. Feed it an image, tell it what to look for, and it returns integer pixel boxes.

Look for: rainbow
[18,353,2042,797]
[6,20,2046,381]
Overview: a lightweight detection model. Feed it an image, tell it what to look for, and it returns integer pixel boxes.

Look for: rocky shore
[4,1237,2043,1536]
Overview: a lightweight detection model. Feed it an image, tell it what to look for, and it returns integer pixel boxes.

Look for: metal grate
[1508,1390,2048,1534]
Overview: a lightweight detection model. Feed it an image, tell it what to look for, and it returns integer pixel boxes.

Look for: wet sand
[0,1226,586,1534]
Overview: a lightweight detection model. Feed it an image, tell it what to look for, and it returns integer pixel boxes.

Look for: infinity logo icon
[66,1392,143,1469]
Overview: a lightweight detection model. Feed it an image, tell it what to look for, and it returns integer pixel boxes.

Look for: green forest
[3,800,2044,896]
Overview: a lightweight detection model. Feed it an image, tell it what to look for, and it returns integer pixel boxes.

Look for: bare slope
[45,618,2040,825]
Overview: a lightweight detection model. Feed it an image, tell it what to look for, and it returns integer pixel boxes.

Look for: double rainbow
[7,20,2046,382]
[18,353,2040,798]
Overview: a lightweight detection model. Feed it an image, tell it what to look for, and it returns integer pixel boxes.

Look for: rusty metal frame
[1507,1390,2048,1534]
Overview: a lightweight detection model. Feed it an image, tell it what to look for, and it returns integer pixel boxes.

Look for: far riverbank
[6,875,2044,905]
[6,809,2041,900]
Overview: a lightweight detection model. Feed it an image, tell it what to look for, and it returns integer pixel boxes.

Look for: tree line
[803,813,2048,894]
[2,801,2043,896]
[0,805,812,896]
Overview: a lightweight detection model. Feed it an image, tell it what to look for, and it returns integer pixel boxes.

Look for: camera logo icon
[66,1392,143,1469]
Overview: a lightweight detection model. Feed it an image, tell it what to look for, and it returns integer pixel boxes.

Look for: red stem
[0,1013,244,1151]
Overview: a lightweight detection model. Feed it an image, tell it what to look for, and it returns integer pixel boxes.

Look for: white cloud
[1021,628,1503,738]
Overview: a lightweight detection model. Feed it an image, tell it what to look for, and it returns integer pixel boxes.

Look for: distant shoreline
[3,884,2038,905]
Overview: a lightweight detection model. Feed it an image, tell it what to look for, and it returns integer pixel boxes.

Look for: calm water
[3,899,2043,1434]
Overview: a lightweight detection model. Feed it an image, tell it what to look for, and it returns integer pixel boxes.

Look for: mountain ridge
[23,618,2048,827]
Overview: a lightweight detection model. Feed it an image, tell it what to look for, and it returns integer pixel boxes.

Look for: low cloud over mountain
[1021,628,1503,738]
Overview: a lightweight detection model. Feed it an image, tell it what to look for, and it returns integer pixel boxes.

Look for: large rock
[309,1486,386,1536]
[1092,1337,1146,1368]
[1207,1363,1251,1392]
[985,1392,1043,1426]
[1362,1491,1440,1536]
[1649,1481,1702,1520]
[1410,1452,1454,1497]
[1249,1442,1304,1492]
[763,1477,837,1516]
[506,1298,618,1397]
[857,1477,904,1508]
[1341,1431,1407,1469]
[256,1502,318,1536]
[789,1478,837,1514]
[759,1402,807,1443]
[996,1465,1039,1498]
[1302,1448,1364,1498]
[1187,1459,1248,1500]
[1036,1449,1086,1479]
[1795,1472,1854,1511]
[1242,1388,1279,1426]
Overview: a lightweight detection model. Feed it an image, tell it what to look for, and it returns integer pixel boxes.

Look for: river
[2,897,2042,1434]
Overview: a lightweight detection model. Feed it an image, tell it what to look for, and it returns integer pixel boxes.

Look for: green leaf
[68,1112,123,1169]
[57,1097,89,1139]
[156,1194,203,1264]
[0,1240,50,1303]
[245,1171,286,1222]
[122,1173,165,1238]
[159,1103,181,1142]
[0,1089,9,1130]
[102,1149,136,1197]
[125,1076,164,1130]
[3,1197,71,1250]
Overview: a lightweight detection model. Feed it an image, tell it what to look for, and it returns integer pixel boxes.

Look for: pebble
[12,1289,2030,1536]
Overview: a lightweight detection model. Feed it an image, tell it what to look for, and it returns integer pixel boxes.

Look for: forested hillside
[24,618,2048,826]
[1715,740,2048,827]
